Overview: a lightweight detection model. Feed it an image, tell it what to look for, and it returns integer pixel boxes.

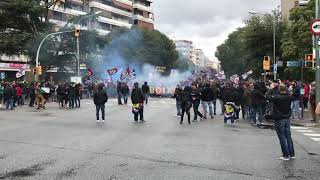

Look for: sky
[153,0,280,61]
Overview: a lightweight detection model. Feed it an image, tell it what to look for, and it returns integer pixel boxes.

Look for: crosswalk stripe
[303,133,320,137]
[291,127,308,130]
[296,130,314,133]
[310,138,320,142]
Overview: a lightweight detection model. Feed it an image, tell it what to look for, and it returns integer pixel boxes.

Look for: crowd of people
[172,79,317,125]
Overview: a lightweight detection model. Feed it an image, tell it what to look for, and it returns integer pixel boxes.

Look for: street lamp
[249,11,277,81]
[75,11,102,77]
[35,30,75,81]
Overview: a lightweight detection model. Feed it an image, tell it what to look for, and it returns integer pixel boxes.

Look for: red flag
[106,67,118,75]
[87,68,93,77]
[120,67,130,80]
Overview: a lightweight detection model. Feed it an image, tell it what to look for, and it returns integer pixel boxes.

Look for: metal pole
[273,17,277,81]
[316,0,320,123]
[77,36,80,77]
[35,30,74,81]
[264,70,267,85]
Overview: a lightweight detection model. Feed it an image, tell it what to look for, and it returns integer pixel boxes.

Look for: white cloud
[153,0,280,60]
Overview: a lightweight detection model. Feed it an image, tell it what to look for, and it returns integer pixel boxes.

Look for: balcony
[92,28,110,35]
[97,16,132,28]
[89,1,132,17]
[50,6,87,16]
[114,0,133,6]
[49,19,67,27]
[133,14,153,24]
[133,2,152,12]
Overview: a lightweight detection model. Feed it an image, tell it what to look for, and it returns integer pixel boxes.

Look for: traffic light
[32,68,36,75]
[37,65,42,75]
[305,54,314,61]
[263,56,270,71]
[75,26,80,37]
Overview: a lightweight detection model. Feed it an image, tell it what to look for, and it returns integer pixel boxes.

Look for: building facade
[281,0,310,21]
[48,0,154,34]
[195,49,205,68]
[174,40,194,61]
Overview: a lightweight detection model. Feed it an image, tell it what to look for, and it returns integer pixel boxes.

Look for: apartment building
[195,49,205,68]
[48,0,154,35]
[174,40,194,61]
[281,0,310,21]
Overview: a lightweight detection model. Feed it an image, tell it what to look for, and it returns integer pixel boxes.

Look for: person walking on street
[142,82,150,105]
[93,84,108,123]
[122,83,130,104]
[3,83,14,110]
[35,83,45,109]
[0,83,4,107]
[68,83,76,109]
[29,83,36,107]
[201,84,214,119]
[191,84,203,122]
[250,83,265,125]
[15,85,23,106]
[211,82,219,115]
[266,84,295,161]
[180,86,192,124]
[173,84,182,117]
[131,82,145,122]
[75,83,81,108]
[117,82,123,105]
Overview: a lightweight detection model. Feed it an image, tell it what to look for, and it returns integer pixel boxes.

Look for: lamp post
[35,30,75,81]
[249,11,277,81]
[315,0,320,123]
[75,11,102,77]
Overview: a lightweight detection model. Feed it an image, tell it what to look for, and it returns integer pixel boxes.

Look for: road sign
[311,20,320,35]
[287,60,302,67]
[277,61,283,67]
[273,64,278,74]
[0,72,5,80]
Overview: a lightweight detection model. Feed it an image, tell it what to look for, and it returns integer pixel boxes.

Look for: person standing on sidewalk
[290,82,301,120]
[309,82,316,122]
[267,84,295,161]
[93,84,108,123]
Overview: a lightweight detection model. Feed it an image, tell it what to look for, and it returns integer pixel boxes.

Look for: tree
[0,0,52,55]
[216,10,284,78]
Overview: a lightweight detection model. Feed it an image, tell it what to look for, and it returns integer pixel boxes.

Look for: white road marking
[303,133,320,137]
[310,138,320,142]
[291,127,308,130]
[296,130,314,133]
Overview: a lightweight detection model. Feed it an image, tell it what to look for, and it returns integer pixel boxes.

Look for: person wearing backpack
[93,84,108,123]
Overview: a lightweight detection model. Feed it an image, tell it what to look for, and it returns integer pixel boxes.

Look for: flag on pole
[106,67,118,75]
[120,67,130,80]
[87,68,94,77]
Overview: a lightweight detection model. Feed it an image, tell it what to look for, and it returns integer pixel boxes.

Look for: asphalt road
[0,98,319,180]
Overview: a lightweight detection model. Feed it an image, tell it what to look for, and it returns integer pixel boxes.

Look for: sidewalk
[290,109,320,127]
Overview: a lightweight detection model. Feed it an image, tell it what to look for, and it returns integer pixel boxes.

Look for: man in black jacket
[201,84,214,119]
[191,84,203,121]
[29,83,36,107]
[93,84,108,123]
[131,82,145,122]
[142,82,150,104]
[3,83,14,110]
[267,84,295,161]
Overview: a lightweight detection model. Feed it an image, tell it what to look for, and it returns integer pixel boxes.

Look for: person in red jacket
[303,82,310,109]
[15,85,23,106]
